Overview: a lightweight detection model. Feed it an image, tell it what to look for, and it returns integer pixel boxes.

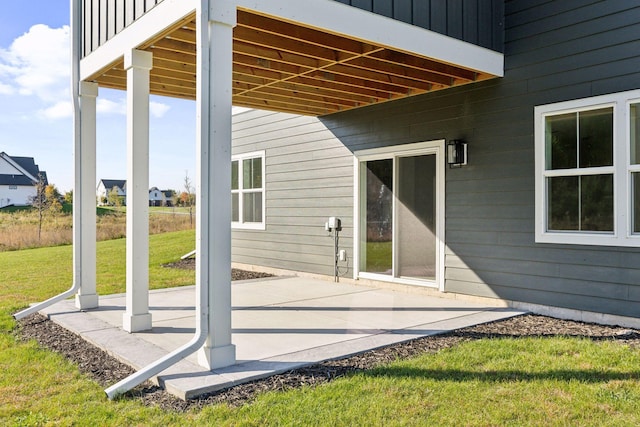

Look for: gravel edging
[14,268,640,412]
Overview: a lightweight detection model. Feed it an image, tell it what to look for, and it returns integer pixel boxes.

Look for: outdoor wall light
[447,140,468,168]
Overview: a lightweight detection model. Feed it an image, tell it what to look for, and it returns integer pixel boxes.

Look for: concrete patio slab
[39,276,525,399]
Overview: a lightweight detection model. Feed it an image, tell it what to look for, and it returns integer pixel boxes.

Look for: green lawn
[2,231,640,425]
[149,206,193,214]
[364,241,392,273]
[99,206,193,215]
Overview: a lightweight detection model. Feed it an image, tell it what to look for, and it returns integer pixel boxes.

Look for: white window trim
[534,89,640,246]
[353,140,445,291]
[232,150,266,230]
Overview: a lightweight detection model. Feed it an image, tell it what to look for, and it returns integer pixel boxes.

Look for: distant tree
[29,177,61,241]
[183,171,194,227]
[169,190,179,209]
[45,185,62,213]
[107,187,122,208]
[63,190,73,205]
[30,175,47,241]
[177,192,187,206]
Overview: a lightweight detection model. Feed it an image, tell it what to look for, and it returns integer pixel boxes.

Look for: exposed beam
[344,57,454,87]
[83,7,500,116]
[233,26,343,63]
[325,63,433,91]
[369,49,478,81]
[237,10,371,55]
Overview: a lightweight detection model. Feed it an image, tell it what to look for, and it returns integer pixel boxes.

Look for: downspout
[13,0,82,321]
[105,0,215,399]
[104,309,209,398]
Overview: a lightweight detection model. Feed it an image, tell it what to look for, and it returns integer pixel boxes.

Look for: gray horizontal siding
[232,111,354,277]
[304,0,640,318]
[82,0,164,57]
[331,0,504,52]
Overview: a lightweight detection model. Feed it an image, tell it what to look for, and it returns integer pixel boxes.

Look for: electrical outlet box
[328,217,342,231]
[339,250,346,261]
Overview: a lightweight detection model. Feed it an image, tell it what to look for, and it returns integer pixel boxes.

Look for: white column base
[197,344,236,370]
[122,312,152,333]
[75,293,99,310]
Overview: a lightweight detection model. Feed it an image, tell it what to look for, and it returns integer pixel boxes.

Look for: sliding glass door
[362,159,394,275]
[396,155,436,280]
[357,142,442,286]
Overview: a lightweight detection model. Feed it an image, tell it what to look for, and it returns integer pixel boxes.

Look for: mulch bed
[14,269,640,412]
[163,259,275,281]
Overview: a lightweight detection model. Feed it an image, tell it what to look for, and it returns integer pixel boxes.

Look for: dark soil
[15,269,640,412]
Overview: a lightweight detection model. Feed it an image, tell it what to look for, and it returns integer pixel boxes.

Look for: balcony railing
[82,0,165,57]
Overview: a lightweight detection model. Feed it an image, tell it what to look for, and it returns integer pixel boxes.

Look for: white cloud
[0,25,171,121]
[96,98,170,118]
[150,101,170,118]
[97,98,126,115]
[0,81,14,95]
[40,101,73,120]
[0,24,70,101]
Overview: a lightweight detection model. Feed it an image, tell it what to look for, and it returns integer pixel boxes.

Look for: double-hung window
[535,89,640,246]
[232,151,265,230]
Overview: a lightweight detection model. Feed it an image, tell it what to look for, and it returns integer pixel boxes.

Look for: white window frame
[353,140,445,291]
[232,150,266,230]
[535,89,640,246]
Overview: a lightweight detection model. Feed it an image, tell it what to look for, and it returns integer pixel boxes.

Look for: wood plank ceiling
[90,9,496,116]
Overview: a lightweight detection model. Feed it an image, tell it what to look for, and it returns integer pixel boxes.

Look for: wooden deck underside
[89,9,495,116]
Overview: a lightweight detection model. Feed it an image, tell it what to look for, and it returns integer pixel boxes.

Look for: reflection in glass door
[360,151,438,283]
[362,159,393,275]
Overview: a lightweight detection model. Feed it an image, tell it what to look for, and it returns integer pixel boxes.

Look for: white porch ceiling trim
[80,0,504,82]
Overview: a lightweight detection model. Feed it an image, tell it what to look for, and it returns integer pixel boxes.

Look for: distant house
[149,187,163,206]
[96,179,126,206]
[97,180,172,206]
[162,190,175,207]
[0,152,47,208]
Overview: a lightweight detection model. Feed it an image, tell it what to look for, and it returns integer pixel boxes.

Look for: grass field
[0,206,193,252]
[2,231,640,425]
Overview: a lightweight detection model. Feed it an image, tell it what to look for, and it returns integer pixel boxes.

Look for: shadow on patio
[40,276,523,399]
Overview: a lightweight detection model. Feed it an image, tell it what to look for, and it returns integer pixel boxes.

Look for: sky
[0,0,199,193]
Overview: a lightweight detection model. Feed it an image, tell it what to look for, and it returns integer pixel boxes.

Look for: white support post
[123,49,153,333]
[74,81,99,309]
[195,0,237,369]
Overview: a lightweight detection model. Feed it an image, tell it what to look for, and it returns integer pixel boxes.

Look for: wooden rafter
[89,9,497,116]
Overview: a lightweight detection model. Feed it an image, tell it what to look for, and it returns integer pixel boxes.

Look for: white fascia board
[235,0,504,77]
[80,0,197,81]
